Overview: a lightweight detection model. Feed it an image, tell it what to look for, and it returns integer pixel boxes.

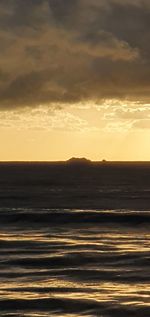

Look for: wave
[0,209,150,226]
[0,207,149,316]
[0,297,150,317]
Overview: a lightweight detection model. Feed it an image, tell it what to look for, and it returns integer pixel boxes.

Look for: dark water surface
[0,162,150,316]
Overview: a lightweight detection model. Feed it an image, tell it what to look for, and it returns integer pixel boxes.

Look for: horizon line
[0,159,150,163]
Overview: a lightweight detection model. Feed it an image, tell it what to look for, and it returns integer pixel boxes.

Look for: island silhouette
[67,157,92,165]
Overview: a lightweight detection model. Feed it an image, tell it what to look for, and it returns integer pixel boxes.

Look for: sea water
[0,163,149,316]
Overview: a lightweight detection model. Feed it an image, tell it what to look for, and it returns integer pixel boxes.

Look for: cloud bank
[0,0,150,109]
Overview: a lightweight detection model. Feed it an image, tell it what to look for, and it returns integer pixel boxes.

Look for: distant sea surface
[0,162,150,317]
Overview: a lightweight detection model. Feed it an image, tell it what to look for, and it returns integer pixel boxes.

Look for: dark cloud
[49,0,79,26]
[0,0,150,109]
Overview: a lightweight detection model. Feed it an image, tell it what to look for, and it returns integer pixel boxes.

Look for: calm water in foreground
[0,163,150,316]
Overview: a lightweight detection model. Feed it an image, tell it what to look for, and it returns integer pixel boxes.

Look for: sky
[0,0,150,161]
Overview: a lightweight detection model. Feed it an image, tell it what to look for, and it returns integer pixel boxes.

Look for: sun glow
[0,100,149,161]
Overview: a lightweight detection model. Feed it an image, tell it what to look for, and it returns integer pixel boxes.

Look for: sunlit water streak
[0,209,149,316]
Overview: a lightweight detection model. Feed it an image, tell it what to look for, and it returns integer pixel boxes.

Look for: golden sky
[0,0,150,160]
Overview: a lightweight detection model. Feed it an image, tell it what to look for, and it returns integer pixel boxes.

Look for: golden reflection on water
[0,277,150,307]
[0,225,149,314]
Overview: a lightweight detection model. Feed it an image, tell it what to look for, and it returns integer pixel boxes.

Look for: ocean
[0,162,150,316]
